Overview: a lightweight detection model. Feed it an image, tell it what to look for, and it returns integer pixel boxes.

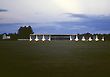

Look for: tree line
[0,26,34,40]
[0,26,110,41]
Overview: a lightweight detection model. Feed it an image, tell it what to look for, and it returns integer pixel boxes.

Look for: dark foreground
[0,41,110,77]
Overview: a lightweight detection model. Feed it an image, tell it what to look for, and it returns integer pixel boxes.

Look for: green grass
[0,41,110,77]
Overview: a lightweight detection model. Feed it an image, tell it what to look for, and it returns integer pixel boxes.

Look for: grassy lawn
[0,41,110,77]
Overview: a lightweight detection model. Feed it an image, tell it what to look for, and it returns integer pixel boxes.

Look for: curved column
[88,37,92,41]
[30,35,32,41]
[102,36,105,41]
[48,35,51,41]
[42,35,46,41]
[70,35,72,41]
[82,36,86,41]
[95,35,99,41]
[35,35,39,41]
[75,35,79,41]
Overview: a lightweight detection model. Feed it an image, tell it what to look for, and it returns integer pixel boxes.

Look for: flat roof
[30,34,77,35]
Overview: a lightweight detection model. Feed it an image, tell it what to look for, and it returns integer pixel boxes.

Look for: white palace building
[29,34,105,42]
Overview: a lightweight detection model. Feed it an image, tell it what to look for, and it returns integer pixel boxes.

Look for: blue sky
[0,0,110,34]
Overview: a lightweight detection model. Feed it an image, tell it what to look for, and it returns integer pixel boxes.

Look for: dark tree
[0,34,3,40]
[8,33,18,40]
[18,26,34,39]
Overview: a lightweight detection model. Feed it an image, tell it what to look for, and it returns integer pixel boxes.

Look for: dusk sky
[0,0,110,34]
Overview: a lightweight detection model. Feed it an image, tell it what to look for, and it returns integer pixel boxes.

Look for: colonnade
[69,35,105,41]
[30,35,105,41]
[30,35,51,41]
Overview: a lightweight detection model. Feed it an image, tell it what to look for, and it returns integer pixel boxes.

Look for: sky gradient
[0,0,110,34]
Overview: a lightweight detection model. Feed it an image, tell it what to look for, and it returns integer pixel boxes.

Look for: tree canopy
[18,26,34,39]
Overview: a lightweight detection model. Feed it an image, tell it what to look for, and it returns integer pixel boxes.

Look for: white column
[88,37,92,41]
[42,35,46,41]
[29,35,32,41]
[70,35,72,41]
[35,35,39,41]
[48,35,51,41]
[102,36,105,41]
[75,35,79,41]
[82,36,86,41]
[95,35,99,41]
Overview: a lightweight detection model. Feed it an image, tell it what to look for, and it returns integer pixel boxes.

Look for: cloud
[31,14,110,33]
[0,14,110,34]
[0,9,8,12]
[65,13,89,18]
[0,18,3,20]
[55,14,110,33]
